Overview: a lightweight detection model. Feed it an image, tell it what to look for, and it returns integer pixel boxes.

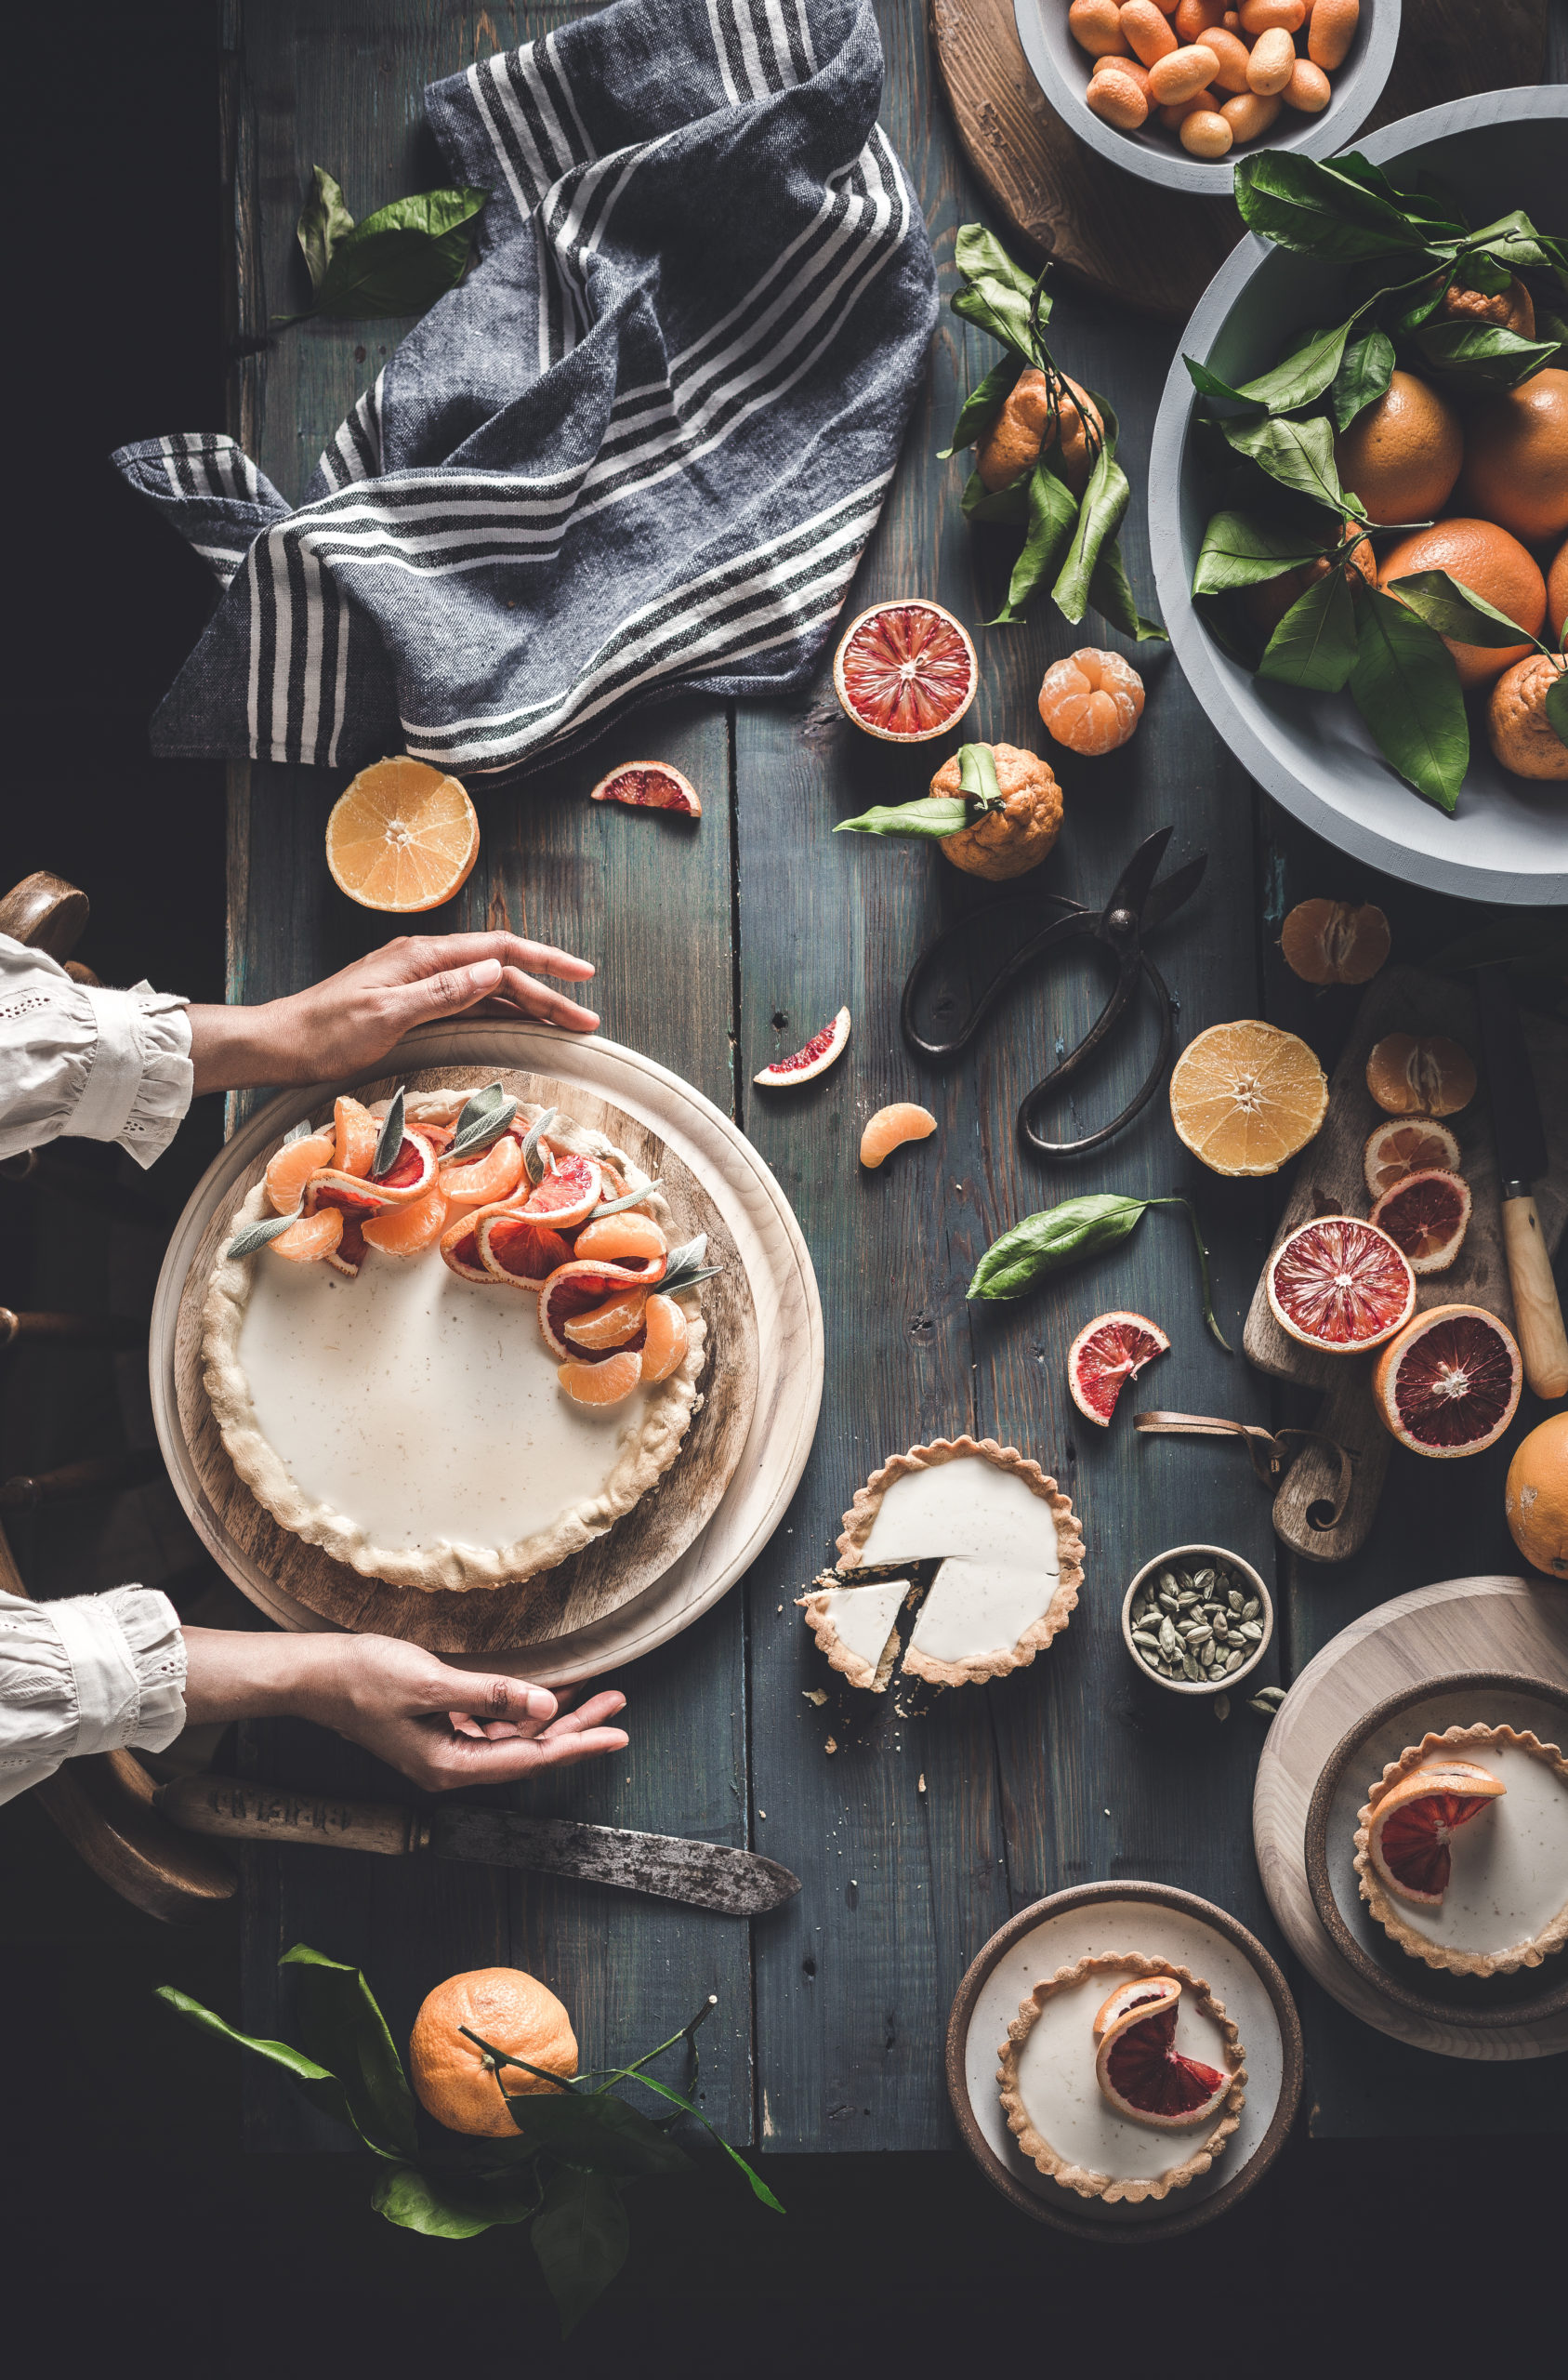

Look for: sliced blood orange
[573,1211,667,1270]
[589,761,701,816]
[1169,1020,1328,1176]
[324,756,480,913]
[305,1172,389,1222]
[439,1133,524,1207]
[362,1184,449,1255]
[1279,899,1390,986]
[860,1103,938,1169]
[1091,1978,1230,2130]
[639,1292,690,1383]
[333,1096,380,1179]
[478,1210,577,1290]
[1367,1761,1506,1905]
[270,1209,344,1263]
[1363,1117,1462,1200]
[522,1154,602,1233]
[559,1348,644,1407]
[265,1130,335,1215]
[539,1263,657,1358]
[564,1287,649,1350]
[1365,1033,1476,1118]
[1067,1311,1169,1427]
[753,1006,850,1089]
[326,1215,367,1278]
[371,1130,440,1199]
[1369,1169,1471,1274]
[1266,1216,1416,1353]
[832,601,978,743]
[1372,1303,1522,1458]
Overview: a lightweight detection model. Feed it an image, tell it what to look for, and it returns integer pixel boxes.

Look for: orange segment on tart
[270,1208,344,1263]
[265,1131,336,1214]
[563,1288,649,1350]
[639,1292,689,1383]
[559,1348,643,1407]
[361,1184,450,1255]
[333,1096,381,1179]
[439,1134,525,1207]
[1366,1761,1507,1907]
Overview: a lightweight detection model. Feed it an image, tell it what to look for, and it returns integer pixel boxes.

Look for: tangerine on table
[1278,898,1389,985]
[1037,648,1145,756]
[1504,1413,1568,1580]
[1167,1019,1327,1176]
[409,1968,577,2137]
[324,756,480,913]
[926,742,1062,880]
[1377,519,1547,691]
[1332,370,1462,526]
[1456,367,1568,545]
[1486,654,1568,783]
[860,1103,937,1169]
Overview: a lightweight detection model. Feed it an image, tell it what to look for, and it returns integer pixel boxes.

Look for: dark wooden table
[221,0,1568,2152]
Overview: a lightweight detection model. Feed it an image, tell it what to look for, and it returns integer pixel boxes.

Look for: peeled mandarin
[1069,0,1129,54]
[1148,41,1218,99]
[1120,0,1179,62]
[1199,26,1253,89]
[1239,0,1303,28]
[1181,106,1232,155]
[1307,0,1358,67]
[1088,67,1149,128]
[1038,647,1145,754]
[1283,58,1331,109]
[1221,88,1282,139]
[1246,28,1296,90]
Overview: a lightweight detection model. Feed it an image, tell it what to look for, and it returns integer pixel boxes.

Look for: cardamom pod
[1228,1589,1244,1615]
[1132,1630,1161,1651]
[1243,1597,1260,1620]
[1239,1621,1263,1644]
[1181,1653,1201,1681]
[1224,1647,1245,1672]
[1159,1616,1178,1658]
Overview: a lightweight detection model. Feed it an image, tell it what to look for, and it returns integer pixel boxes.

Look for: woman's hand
[187,931,599,1095]
[181,1628,628,1790]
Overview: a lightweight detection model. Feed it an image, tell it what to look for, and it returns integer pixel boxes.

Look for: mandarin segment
[573,1211,667,1267]
[859,1102,938,1169]
[269,1208,345,1263]
[559,1347,644,1407]
[333,1096,380,1179]
[639,1292,690,1383]
[563,1287,649,1350]
[361,1184,450,1255]
[439,1133,525,1206]
[324,756,480,914]
[264,1130,335,1215]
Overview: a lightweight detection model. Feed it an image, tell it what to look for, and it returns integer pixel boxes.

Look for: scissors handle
[1020,948,1177,1158]
[900,893,1089,1062]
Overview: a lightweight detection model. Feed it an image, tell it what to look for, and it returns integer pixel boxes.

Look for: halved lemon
[325,756,480,913]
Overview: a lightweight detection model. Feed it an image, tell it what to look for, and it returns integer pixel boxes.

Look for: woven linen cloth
[111,0,936,778]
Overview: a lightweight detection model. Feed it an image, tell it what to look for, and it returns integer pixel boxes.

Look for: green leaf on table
[289,186,489,322]
[1052,398,1129,626]
[1412,316,1559,388]
[503,2083,694,2177]
[940,353,1025,458]
[1331,326,1395,430]
[370,1088,406,1180]
[1192,508,1328,593]
[154,1987,357,2136]
[1546,666,1568,751]
[1348,586,1469,813]
[226,1211,305,1261]
[990,457,1082,624]
[1258,566,1358,691]
[1232,152,1437,262]
[611,2067,786,2211]
[280,1944,418,2160]
[836,797,967,841]
[372,2162,543,2239]
[1383,568,1538,648]
[961,466,1030,526]
[296,166,356,293]
[1220,412,1344,510]
[968,1194,1150,1301]
[532,2167,631,2339]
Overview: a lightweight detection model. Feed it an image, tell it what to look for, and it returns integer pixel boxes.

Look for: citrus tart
[997,1953,1245,2203]
[202,1085,711,1592]
[1352,1723,1568,1977]
[797,1436,1082,1690]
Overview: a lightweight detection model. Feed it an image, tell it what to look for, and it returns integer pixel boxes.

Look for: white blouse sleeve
[0,1586,188,1805]
[0,932,194,1170]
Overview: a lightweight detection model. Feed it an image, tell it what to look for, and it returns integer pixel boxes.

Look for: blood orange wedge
[573,1211,667,1270]
[324,756,480,913]
[1363,1117,1461,1200]
[361,1185,449,1255]
[265,1130,335,1215]
[372,1130,440,1198]
[559,1348,644,1407]
[325,1216,368,1279]
[563,1288,649,1350]
[1168,1020,1328,1176]
[1366,1762,1506,1905]
[305,1172,389,1222]
[522,1154,602,1233]
[1092,1979,1230,2130]
[1266,1216,1416,1353]
[860,1103,937,1169]
[333,1096,380,1179]
[754,1006,850,1088]
[539,1263,657,1358]
[1372,1303,1522,1458]
[1067,1311,1169,1427]
[1369,1169,1470,1274]
[439,1133,524,1207]
[832,601,978,743]
[478,1210,577,1290]
[270,1209,344,1263]
[639,1292,690,1383]
[589,761,701,816]
[1365,1033,1476,1118]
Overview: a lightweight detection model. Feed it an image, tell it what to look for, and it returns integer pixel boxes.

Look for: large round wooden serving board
[1253,1575,1568,2062]
[151,1024,823,1683]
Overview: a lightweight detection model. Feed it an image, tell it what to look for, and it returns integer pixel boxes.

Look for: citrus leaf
[1087,539,1166,641]
[280,1943,418,2160]
[1258,566,1358,691]
[950,225,1049,361]
[532,2168,630,2339]
[989,457,1080,624]
[1192,509,1326,593]
[940,353,1025,459]
[960,466,1030,524]
[226,1211,302,1260]
[968,1194,1149,1301]
[837,799,968,840]
[371,1088,406,1179]
[1220,413,1344,509]
[1452,247,1513,296]
[1183,355,1258,408]
[304,188,488,321]
[1232,152,1436,261]
[1052,395,1128,625]
[1412,316,1559,388]
[503,2086,693,2176]
[1348,587,1469,813]
[1232,309,1365,413]
[1332,327,1395,430]
[372,2163,542,2238]
[608,2068,786,2212]
[1536,307,1568,369]
[1384,569,1538,647]
[296,165,355,293]
[153,1986,357,2136]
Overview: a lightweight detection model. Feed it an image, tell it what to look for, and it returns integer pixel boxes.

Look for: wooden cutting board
[1243,967,1568,1563]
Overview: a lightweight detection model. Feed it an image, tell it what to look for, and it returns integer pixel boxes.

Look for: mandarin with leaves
[409,1968,578,2137]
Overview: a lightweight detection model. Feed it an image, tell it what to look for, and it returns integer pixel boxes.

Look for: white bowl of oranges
[1013,0,1398,191]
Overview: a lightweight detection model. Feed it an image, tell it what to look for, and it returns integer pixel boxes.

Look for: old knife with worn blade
[154,1773,800,1916]
[1474,966,1568,1402]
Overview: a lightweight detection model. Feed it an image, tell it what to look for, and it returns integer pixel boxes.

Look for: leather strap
[1133,1410,1355,1529]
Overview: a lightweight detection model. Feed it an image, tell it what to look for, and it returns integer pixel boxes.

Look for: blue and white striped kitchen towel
[112,0,935,778]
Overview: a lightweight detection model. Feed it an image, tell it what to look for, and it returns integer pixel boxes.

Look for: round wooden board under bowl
[946,1881,1302,2240]
[1304,1670,1568,2031]
[152,1023,823,1684]
[1254,1575,1568,2061]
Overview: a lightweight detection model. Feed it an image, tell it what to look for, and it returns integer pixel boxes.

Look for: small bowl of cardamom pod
[1122,1544,1273,1699]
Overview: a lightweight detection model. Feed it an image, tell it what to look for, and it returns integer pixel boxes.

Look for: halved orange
[324,756,480,914]
[362,1185,450,1255]
[1168,1020,1328,1176]
[559,1348,643,1407]
[270,1209,344,1263]
[265,1130,335,1215]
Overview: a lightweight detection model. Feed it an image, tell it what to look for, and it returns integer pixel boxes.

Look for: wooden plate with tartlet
[946,1881,1303,2241]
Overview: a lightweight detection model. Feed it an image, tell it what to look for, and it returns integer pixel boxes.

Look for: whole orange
[408,1967,578,2137]
[1486,654,1568,781]
[1504,1414,1568,1580]
[1456,369,1568,544]
[1332,371,1462,525]
[1548,538,1568,643]
[1377,518,1547,691]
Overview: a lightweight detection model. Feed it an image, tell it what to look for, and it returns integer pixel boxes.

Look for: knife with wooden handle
[1475,966,1568,1403]
[154,1773,800,1917]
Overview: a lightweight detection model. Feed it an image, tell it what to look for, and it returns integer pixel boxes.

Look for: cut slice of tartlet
[996,1952,1246,2204]
[1352,1724,1568,1977]
[796,1574,921,1693]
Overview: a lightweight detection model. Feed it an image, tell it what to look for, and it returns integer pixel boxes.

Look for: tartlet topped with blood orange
[202,1086,709,1593]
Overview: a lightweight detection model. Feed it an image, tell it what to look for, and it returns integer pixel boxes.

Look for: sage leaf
[372,2163,541,2239]
[1349,587,1469,813]
[1546,666,1568,750]
[296,165,355,293]
[661,1233,722,1297]
[443,1085,520,1164]
[1384,568,1538,648]
[1232,152,1436,262]
[370,1088,406,1179]
[941,353,1025,459]
[280,1117,315,1149]
[837,800,969,842]
[1052,398,1129,625]
[226,1211,303,1260]
[591,1179,661,1217]
[1258,566,1359,692]
[1192,509,1327,594]
[990,457,1080,624]
[665,1233,707,1278]
[280,1943,418,2160]
[1412,317,1559,388]
[154,1986,357,2138]
[520,1107,557,1185]
[532,2167,630,2339]
[961,466,1031,525]
[1220,413,1344,510]
[504,2086,692,2177]
[1088,539,1167,641]
[1332,327,1395,430]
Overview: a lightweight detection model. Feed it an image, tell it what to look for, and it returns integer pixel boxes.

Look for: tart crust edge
[796,1572,909,1693]
[995,1950,1246,2205]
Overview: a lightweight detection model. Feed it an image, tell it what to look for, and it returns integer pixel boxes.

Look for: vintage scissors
[900,826,1207,1158]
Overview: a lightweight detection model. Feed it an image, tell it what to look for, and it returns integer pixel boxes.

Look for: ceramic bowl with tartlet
[1122,1544,1273,1700]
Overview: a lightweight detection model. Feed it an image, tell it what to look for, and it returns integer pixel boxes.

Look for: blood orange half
[1067,1311,1169,1427]
[1091,1978,1231,2130]
[1372,1303,1522,1458]
[832,601,977,743]
[1266,1216,1416,1353]
[1368,1168,1470,1274]
[1363,1117,1462,1200]
[1367,1761,1506,1905]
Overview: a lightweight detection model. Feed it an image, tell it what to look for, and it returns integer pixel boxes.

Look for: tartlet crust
[997,1951,1246,2205]
[831,1435,1083,1686]
[201,1091,705,1593]
[796,1572,913,1693]
[1352,1724,1568,1977]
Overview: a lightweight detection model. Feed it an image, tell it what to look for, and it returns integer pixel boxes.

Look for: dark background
[0,5,1560,2368]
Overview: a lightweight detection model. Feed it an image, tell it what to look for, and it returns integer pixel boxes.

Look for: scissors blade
[1140,851,1208,935]
[1098,827,1174,934]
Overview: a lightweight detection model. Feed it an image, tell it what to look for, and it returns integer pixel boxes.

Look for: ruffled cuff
[75,982,193,1169]
[46,1586,188,1756]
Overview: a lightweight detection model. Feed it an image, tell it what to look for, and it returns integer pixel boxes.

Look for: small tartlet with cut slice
[997,1952,1246,2205]
[1352,1724,1568,1978]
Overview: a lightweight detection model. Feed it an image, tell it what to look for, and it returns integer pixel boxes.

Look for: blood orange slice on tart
[1372,1303,1522,1458]
[1363,1117,1462,1200]
[753,1006,850,1088]
[1067,1311,1169,1427]
[521,1154,603,1233]
[1369,1168,1471,1274]
[477,1210,579,1290]
[1092,1978,1230,2130]
[1366,1761,1506,1905]
[539,1262,660,1359]
[832,601,978,743]
[1266,1216,1416,1353]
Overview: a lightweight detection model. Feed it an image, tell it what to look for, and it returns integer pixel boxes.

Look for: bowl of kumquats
[1011,0,1400,192]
